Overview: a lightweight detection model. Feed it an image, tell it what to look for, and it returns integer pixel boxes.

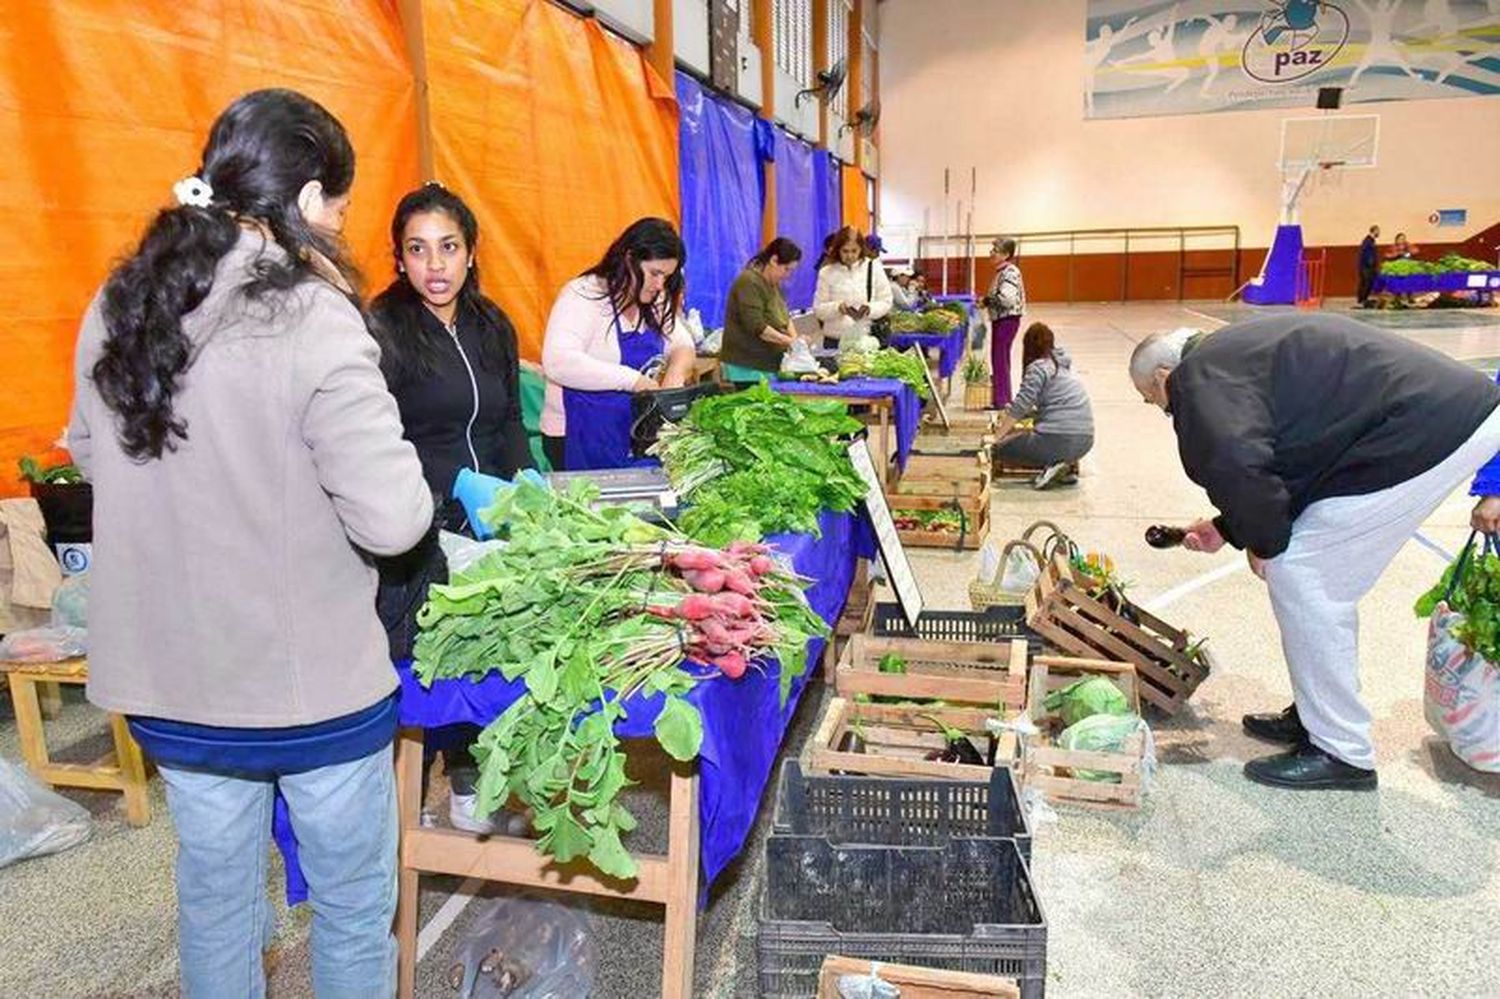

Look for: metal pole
[969,166,977,296]
[941,168,951,296]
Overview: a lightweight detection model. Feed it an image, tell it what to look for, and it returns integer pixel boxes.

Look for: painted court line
[1140,557,1245,612]
[417,876,483,961]
[1412,531,1455,563]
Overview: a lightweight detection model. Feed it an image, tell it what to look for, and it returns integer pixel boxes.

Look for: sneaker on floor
[1243,743,1377,791]
[1033,462,1071,490]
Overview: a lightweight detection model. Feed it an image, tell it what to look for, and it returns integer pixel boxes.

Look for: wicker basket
[969,521,1076,611]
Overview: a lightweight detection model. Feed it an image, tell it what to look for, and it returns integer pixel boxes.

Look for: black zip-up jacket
[1168,314,1500,559]
[373,297,534,504]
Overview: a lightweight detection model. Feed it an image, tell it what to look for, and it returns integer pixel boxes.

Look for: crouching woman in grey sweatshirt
[994,322,1094,488]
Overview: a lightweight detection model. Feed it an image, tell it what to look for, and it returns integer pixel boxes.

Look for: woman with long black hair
[539,217,696,470]
[68,89,431,996]
[368,182,532,834]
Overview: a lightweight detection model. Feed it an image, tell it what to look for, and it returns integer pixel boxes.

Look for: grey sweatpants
[1264,406,1500,768]
[994,431,1093,468]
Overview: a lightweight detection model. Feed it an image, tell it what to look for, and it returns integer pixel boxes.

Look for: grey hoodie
[1007,347,1094,437]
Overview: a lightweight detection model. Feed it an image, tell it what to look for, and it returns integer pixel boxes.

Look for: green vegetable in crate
[1057,713,1149,782]
[1044,676,1130,727]
[414,478,827,878]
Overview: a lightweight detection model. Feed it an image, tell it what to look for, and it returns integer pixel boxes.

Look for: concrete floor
[3,300,1498,998]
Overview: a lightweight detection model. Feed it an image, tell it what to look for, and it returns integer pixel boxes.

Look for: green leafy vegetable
[1044,676,1130,727]
[1415,546,1500,662]
[18,456,84,485]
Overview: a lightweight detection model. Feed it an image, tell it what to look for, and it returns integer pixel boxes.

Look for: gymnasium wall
[877,0,1499,297]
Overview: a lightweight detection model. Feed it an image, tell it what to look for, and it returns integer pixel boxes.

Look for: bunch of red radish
[644,541,786,681]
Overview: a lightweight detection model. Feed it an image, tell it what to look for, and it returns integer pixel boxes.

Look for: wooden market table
[770,386,896,485]
[393,730,700,999]
[0,656,151,826]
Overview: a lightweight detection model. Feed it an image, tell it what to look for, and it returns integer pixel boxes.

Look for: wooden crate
[822,560,875,681]
[818,956,1020,999]
[898,448,991,494]
[890,490,991,550]
[1024,552,1211,715]
[992,458,1079,480]
[836,634,1028,713]
[808,697,1002,782]
[1021,655,1145,810]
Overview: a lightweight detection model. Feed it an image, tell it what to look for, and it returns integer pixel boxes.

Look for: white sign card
[847,437,924,628]
[907,344,949,431]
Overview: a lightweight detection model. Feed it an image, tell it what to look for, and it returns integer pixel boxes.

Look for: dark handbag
[630,382,721,457]
[867,260,891,342]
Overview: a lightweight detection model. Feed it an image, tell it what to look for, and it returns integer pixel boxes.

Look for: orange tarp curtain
[0,1,420,496]
[841,164,870,236]
[420,0,680,359]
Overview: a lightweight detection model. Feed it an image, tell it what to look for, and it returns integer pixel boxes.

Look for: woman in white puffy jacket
[812,226,893,350]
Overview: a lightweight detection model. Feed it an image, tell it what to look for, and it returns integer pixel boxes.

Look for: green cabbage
[1044,676,1129,727]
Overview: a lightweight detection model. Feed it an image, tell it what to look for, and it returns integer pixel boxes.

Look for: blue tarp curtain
[813,148,841,272]
[676,73,763,330]
[772,127,821,310]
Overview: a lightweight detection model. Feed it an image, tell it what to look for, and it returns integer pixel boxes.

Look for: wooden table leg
[395,727,425,999]
[109,714,151,826]
[879,403,892,485]
[660,763,701,999]
[38,681,63,719]
[9,673,49,774]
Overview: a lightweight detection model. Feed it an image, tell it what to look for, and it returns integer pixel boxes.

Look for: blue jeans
[158,744,398,999]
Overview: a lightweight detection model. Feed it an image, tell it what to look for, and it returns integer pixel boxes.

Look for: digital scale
[545,467,680,520]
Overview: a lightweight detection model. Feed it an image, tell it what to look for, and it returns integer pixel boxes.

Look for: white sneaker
[1033,463,1070,490]
[448,792,505,835]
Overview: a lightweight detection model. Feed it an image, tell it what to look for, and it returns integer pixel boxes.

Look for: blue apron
[563,312,666,471]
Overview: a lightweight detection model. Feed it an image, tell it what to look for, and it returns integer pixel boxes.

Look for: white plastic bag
[0,625,87,663]
[1,756,92,869]
[997,541,1042,594]
[779,337,821,376]
[1424,603,1500,771]
[51,572,88,629]
[439,531,509,577]
[445,893,597,998]
[683,308,706,348]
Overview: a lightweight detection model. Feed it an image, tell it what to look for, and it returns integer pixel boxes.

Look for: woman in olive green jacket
[719,238,803,384]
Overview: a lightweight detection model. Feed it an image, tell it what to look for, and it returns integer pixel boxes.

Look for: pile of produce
[892,508,965,534]
[888,304,964,335]
[18,456,84,485]
[1381,254,1495,277]
[415,478,828,878]
[838,346,931,399]
[650,382,867,546]
[1415,544,1500,662]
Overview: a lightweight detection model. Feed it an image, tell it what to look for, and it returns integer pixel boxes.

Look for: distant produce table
[390,507,875,999]
[889,325,966,380]
[1373,270,1500,298]
[771,377,922,483]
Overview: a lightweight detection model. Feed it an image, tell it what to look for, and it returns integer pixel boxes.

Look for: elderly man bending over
[1129,314,1500,790]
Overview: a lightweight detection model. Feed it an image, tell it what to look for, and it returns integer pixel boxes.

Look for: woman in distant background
[540,217,695,470]
[812,225,893,351]
[994,322,1094,490]
[982,236,1026,408]
[719,237,802,384]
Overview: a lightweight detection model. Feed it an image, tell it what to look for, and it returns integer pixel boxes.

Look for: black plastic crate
[873,602,1043,653]
[774,760,1032,863]
[757,836,1047,999]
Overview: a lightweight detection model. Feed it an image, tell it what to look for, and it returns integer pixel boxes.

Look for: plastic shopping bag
[0,626,86,663]
[1,756,91,869]
[445,893,598,998]
[1424,603,1500,772]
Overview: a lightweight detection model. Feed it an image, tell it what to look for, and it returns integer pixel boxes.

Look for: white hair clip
[173,176,214,208]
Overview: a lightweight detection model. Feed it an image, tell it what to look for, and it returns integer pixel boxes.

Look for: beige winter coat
[68,229,433,726]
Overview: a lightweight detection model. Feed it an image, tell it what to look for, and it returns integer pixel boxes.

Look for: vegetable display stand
[395,728,702,999]
[836,634,1029,714]
[809,697,1004,782]
[1019,656,1146,810]
[1024,553,1211,715]
[890,490,992,550]
[774,759,1032,862]
[0,656,151,826]
[817,956,1021,999]
[824,560,875,680]
[757,837,1047,999]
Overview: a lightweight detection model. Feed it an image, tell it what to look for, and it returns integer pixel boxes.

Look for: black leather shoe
[1242,703,1307,744]
[1244,743,1377,791]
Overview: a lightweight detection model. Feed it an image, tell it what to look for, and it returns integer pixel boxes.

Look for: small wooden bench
[1,656,151,826]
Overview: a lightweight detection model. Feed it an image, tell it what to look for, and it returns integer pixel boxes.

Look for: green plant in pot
[961,353,990,385]
[18,455,92,550]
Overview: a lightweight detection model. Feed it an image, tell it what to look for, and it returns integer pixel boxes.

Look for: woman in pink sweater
[540,218,696,470]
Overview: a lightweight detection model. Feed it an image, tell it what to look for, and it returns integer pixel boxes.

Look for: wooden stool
[0,657,152,826]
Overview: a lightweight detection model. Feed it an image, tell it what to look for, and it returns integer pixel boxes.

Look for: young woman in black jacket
[369,183,533,834]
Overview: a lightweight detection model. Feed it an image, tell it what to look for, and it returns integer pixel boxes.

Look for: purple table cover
[889,326,966,379]
[1373,271,1500,296]
[770,377,922,469]
[274,508,872,909]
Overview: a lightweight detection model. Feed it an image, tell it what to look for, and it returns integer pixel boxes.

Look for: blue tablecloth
[1373,271,1500,295]
[770,377,923,469]
[889,326,966,379]
[267,508,871,909]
